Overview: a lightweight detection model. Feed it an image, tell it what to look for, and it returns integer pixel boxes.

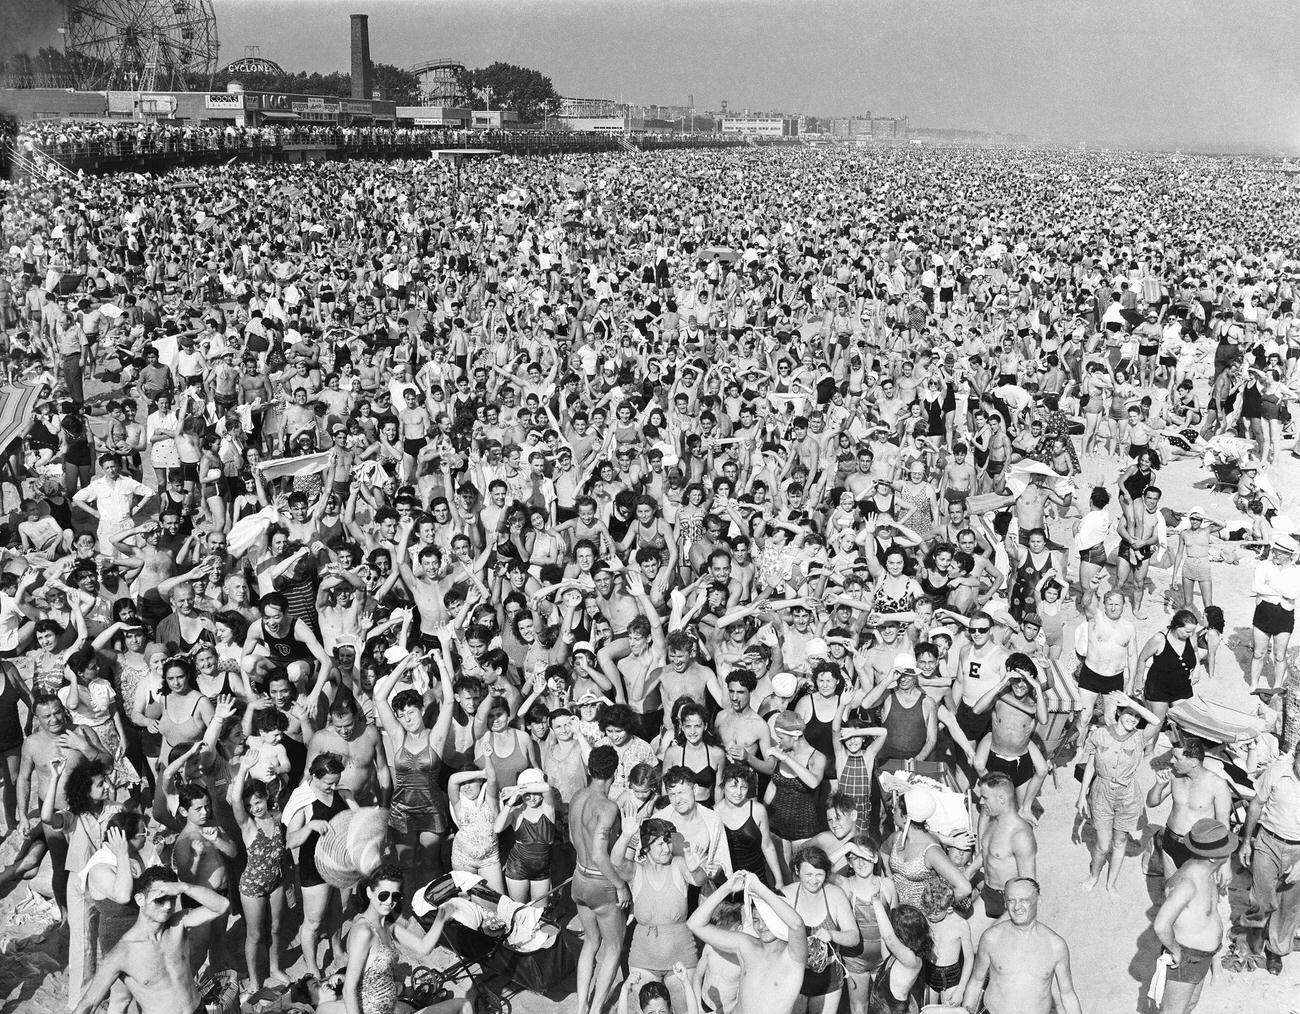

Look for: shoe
[1264,949,1282,976]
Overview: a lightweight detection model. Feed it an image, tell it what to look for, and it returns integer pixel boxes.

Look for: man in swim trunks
[959,877,1083,1014]
[973,773,1038,935]
[1074,590,1136,741]
[971,653,1050,817]
[1151,820,1234,1013]
[568,745,630,1014]
[1145,739,1231,876]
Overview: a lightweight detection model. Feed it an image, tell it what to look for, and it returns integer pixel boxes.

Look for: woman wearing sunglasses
[339,864,470,1014]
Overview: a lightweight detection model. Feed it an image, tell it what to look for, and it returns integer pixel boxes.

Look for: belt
[1260,826,1300,846]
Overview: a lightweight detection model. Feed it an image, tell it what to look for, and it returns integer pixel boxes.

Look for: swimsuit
[502,811,554,881]
[240,821,285,898]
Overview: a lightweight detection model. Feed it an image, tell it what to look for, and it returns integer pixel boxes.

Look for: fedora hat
[1185,818,1237,860]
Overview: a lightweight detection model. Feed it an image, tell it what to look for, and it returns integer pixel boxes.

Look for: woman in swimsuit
[779,845,860,1014]
[870,547,923,619]
[374,647,456,892]
[1135,609,1200,733]
[659,700,724,804]
[157,656,214,759]
[716,761,784,888]
[475,695,540,794]
[285,752,356,979]
[884,789,972,909]
[341,864,467,1014]
[868,899,932,1014]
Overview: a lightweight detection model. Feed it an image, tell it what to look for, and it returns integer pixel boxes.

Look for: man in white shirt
[72,455,152,554]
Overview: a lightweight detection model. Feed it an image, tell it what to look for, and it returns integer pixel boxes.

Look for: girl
[659,700,724,804]
[835,835,897,1014]
[447,769,505,893]
[495,767,556,903]
[229,763,288,994]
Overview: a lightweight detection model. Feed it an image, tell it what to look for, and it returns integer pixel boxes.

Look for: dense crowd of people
[0,139,1296,1014]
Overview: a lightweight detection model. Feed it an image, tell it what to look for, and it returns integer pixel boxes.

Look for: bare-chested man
[1146,739,1231,875]
[688,868,809,1014]
[716,669,773,771]
[1075,590,1137,737]
[71,867,230,1014]
[305,694,388,805]
[959,877,1083,1014]
[568,745,631,1014]
[1152,819,1234,1014]
[973,772,1038,931]
[0,694,109,917]
[971,654,1050,817]
[1116,485,1166,617]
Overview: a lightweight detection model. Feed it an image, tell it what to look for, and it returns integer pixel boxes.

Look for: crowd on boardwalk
[0,135,1297,1014]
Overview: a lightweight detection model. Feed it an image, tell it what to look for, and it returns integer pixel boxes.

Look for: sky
[9,0,1300,150]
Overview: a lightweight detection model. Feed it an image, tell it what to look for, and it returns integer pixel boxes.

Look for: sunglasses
[970,625,992,633]
[374,890,404,904]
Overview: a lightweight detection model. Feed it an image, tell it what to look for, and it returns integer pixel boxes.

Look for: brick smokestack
[350,14,373,100]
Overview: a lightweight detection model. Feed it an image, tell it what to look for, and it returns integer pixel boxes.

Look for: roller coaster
[409,57,467,106]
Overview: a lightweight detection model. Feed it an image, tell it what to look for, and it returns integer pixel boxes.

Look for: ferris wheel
[64,0,219,92]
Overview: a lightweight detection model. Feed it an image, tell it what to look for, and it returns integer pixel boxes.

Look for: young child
[694,901,743,1014]
[920,881,972,1007]
[241,708,291,802]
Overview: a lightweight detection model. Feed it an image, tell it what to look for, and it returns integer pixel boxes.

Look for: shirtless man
[112,522,179,629]
[568,746,630,1014]
[1151,819,1235,1014]
[597,572,665,740]
[959,877,1082,1014]
[306,694,388,805]
[652,630,713,733]
[716,669,773,771]
[1011,477,1066,567]
[281,385,318,448]
[1146,739,1231,875]
[971,654,1050,817]
[1116,485,1166,617]
[1075,590,1137,738]
[688,868,808,1014]
[974,772,1038,931]
[0,694,110,918]
[71,867,230,1014]
[938,444,977,511]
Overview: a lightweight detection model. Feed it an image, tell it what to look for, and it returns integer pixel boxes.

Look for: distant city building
[830,115,873,139]
[720,115,798,137]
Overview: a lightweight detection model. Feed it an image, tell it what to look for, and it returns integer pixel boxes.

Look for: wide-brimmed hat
[1185,818,1237,859]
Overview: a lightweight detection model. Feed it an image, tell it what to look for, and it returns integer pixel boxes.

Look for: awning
[260,111,302,121]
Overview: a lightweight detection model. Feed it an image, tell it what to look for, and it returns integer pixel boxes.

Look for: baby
[241,708,291,797]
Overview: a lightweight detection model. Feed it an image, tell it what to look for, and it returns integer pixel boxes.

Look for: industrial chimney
[350,14,373,101]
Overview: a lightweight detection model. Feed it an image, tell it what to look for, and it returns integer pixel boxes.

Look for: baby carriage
[410,872,579,1014]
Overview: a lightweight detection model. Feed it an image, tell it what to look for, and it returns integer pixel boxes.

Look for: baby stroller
[1208,460,1241,495]
[410,873,579,1014]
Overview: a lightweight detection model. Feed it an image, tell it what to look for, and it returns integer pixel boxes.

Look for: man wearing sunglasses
[951,611,1009,764]
[71,866,229,1014]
